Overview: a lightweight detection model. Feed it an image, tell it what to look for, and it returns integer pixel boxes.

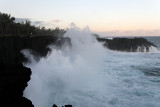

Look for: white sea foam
[23,25,160,107]
[136,45,158,52]
[23,24,110,107]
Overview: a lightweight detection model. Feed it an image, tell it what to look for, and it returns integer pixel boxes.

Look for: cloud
[32,20,56,28]
[51,19,62,23]
[97,29,160,37]
[15,18,31,23]
[32,21,44,25]
[15,17,55,28]
[32,21,47,26]
[14,17,61,28]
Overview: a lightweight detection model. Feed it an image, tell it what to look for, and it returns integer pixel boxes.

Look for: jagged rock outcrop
[97,37,157,52]
[0,35,155,106]
[0,63,33,107]
[52,104,72,107]
[0,36,58,65]
[0,35,71,107]
[0,36,56,106]
[63,105,72,107]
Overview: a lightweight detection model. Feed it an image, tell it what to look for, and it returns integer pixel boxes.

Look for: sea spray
[23,24,109,107]
[136,46,158,52]
[23,31,160,107]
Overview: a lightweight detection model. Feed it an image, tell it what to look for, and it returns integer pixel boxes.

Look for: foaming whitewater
[136,46,158,52]
[23,25,160,107]
[23,24,109,107]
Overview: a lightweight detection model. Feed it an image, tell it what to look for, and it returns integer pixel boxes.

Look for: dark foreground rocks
[53,104,72,107]
[97,37,157,52]
[0,63,33,107]
[0,36,57,65]
[0,36,71,107]
[0,35,156,106]
[0,36,55,106]
[0,36,56,106]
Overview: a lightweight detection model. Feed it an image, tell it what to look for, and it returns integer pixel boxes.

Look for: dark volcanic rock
[53,104,58,107]
[0,36,58,65]
[64,105,73,107]
[0,63,33,107]
[53,104,73,107]
[0,35,72,107]
[0,36,55,107]
[97,37,156,52]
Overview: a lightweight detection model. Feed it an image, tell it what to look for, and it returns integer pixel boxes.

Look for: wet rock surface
[53,104,72,107]
[0,63,33,107]
[0,36,156,106]
[97,37,156,52]
[0,36,71,107]
[0,36,57,106]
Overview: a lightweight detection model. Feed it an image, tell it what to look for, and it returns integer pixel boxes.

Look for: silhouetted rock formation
[0,35,156,107]
[53,104,73,107]
[53,104,58,107]
[0,63,33,107]
[63,105,72,107]
[0,36,58,65]
[0,35,71,107]
[97,37,156,52]
[0,36,56,107]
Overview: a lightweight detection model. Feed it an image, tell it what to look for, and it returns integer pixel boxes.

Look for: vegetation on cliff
[0,12,65,37]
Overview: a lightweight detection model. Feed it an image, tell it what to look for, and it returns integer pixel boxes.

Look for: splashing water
[136,46,158,52]
[23,25,109,107]
[23,25,160,107]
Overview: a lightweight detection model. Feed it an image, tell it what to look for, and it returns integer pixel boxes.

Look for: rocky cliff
[0,36,58,107]
[0,35,72,107]
[97,37,157,52]
[0,36,58,65]
[0,36,156,107]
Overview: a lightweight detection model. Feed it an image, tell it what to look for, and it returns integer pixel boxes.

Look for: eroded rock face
[0,36,58,65]
[0,36,56,107]
[0,36,71,107]
[0,63,33,107]
[97,38,157,52]
[52,104,72,107]
[0,36,156,106]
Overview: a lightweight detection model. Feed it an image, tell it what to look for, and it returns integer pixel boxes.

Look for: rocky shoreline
[0,36,57,107]
[97,37,157,52]
[0,36,156,107]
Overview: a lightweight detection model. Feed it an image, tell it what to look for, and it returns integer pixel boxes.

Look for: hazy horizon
[0,0,160,36]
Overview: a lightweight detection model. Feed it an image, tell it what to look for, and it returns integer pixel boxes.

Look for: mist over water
[23,24,109,107]
[23,25,160,107]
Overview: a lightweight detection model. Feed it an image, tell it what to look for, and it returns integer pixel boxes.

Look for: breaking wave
[23,25,160,107]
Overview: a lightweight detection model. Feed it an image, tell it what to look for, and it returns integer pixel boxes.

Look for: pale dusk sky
[0,0,160,36]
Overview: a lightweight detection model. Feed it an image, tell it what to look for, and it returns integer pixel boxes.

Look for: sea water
[23,25,160,107]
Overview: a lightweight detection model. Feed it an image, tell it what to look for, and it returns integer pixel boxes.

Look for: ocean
[23,26,160,107]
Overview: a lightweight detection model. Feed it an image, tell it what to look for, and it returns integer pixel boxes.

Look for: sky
[0,0,160,36]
